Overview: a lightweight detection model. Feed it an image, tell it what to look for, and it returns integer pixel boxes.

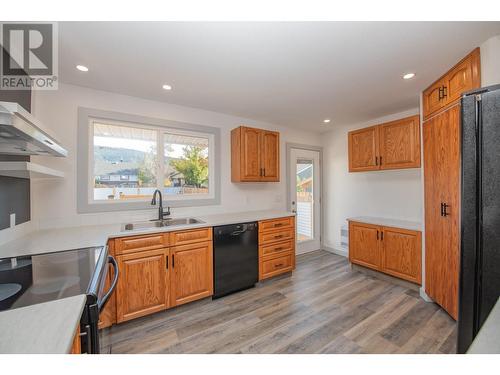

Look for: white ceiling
[58,22,500,132]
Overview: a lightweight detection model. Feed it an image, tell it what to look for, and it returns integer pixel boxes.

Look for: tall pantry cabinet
[422,48,481,320]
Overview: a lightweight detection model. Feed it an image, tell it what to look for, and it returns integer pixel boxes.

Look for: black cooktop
[0,247,105,311]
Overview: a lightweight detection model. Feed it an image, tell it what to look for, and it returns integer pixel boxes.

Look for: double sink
[122,217,204,231]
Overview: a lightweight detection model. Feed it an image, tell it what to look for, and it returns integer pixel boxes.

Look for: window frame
[77,107,221,214]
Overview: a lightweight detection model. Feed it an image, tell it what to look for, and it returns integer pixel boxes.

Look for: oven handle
[98,255,119,312]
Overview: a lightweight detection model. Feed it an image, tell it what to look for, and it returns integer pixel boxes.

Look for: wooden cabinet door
[240,127,262,181]
[379,115,421,170]
[423,79,446,120]
[381,227,422,284]
[171,241,213,307]
[444,49,481,105]
[423,106,461,320]
[348,126,380,172]
[260,130,280,181]
[349,222,381,270]
[116,248,169,323]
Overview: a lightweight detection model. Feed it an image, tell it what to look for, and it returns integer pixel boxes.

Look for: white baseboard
[419,287,433,302]
[322,245,348,258]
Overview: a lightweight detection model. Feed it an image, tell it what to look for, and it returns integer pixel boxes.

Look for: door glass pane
[296,159,313,242]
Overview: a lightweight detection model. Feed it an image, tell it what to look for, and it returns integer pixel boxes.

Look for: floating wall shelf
[0,161,64,179]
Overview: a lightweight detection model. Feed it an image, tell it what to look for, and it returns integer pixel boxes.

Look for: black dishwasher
[213,222,258,299]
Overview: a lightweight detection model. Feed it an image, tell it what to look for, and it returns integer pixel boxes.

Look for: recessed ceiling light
[162,84,172,90]
[323,119,331,123]
[76,65,89,72]
[403,73,415,80]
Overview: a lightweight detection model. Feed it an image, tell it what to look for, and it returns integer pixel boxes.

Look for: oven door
[80,247,119,354]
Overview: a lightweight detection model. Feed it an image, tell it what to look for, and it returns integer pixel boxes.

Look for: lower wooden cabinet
[259,216,296,280]
[70,325,81,354]
[116,248,170,323]
[170,241,213,307]
[349,221,422,285]
[110,228,214,325]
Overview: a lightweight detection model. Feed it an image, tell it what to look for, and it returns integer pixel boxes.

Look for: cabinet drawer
[170,227,212,246]
[260,239,294,258]
[259,217,294,232]
[261,254,293,279]
[114,233,169,255]
[259,227,294,245]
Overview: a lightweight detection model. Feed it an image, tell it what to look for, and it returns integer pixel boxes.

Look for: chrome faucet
[151,189,171,221]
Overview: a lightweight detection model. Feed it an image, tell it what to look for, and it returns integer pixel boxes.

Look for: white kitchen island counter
[0,210,295,258]
[0,294,86,354]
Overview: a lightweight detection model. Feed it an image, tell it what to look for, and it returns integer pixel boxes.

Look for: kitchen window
[78,108,220,213]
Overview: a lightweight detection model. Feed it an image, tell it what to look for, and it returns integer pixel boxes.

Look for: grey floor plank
[103,250,457,354]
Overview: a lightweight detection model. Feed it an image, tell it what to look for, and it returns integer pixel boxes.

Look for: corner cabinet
[348,115,421,172]
[348,220,422,285]
[231,126,280,182]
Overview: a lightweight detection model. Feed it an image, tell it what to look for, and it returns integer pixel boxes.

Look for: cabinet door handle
[442,86,447,99]
[166,255,168,270]
[172,254,175,268]
[376,230,379,240]
[442,203,449,217]
[379,156,382,165]
[381,231,384,241]
[375,156,379,166]
[263,168,266,176]
[438,86,443,100]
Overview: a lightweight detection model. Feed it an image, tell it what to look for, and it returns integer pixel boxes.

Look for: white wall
[29,83,321,229]
[480,34,500,86]
[321,108,422,252]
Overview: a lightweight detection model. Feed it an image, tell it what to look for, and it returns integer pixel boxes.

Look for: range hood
[0,101,68,157]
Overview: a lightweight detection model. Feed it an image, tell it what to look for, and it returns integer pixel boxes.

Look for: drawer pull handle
[274,223,283,227]
[274,247,283,251]
[274,263,284,268]
[274,235,283,239]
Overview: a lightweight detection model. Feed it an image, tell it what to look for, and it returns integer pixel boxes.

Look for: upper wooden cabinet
[348,126,379,172]
[422,48,481,120]
[231,126,280,182]
[348,115,421,172]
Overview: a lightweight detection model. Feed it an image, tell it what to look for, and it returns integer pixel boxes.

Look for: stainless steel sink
[122,217,204,231]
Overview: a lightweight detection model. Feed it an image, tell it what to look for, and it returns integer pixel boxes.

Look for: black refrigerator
[458,84,500,353]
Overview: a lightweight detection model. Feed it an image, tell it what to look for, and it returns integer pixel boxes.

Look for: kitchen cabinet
[258,216,296,280]
[70,325,81,354]
[109,227,213,324]
[348,221,422,285]
[423,106,461,319]
[422,48,480,120]
[231,126,280,182]
[422,48,480,320]
[171,241,213,306]
[348,115,420,172]
[348,126,379,172]
[116,248,170,323]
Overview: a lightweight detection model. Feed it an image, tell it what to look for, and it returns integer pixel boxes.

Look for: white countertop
[0,209,294,258]
[467,297,500,354]
[347,216,422,231]
[0,294,86,354]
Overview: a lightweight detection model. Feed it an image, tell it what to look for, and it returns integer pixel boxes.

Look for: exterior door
[240,127,261,181]
[260,130,280,181]
[116,248,169,323]
[349,222,381,270]
[289,148,321,254]
[348,125,380,171]
[171,241,213,306]
[424,105,460,320]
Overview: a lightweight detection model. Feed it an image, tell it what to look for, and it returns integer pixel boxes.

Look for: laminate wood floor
[100,250,457,354]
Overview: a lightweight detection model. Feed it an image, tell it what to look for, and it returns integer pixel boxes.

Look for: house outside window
[77,108,220,213]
